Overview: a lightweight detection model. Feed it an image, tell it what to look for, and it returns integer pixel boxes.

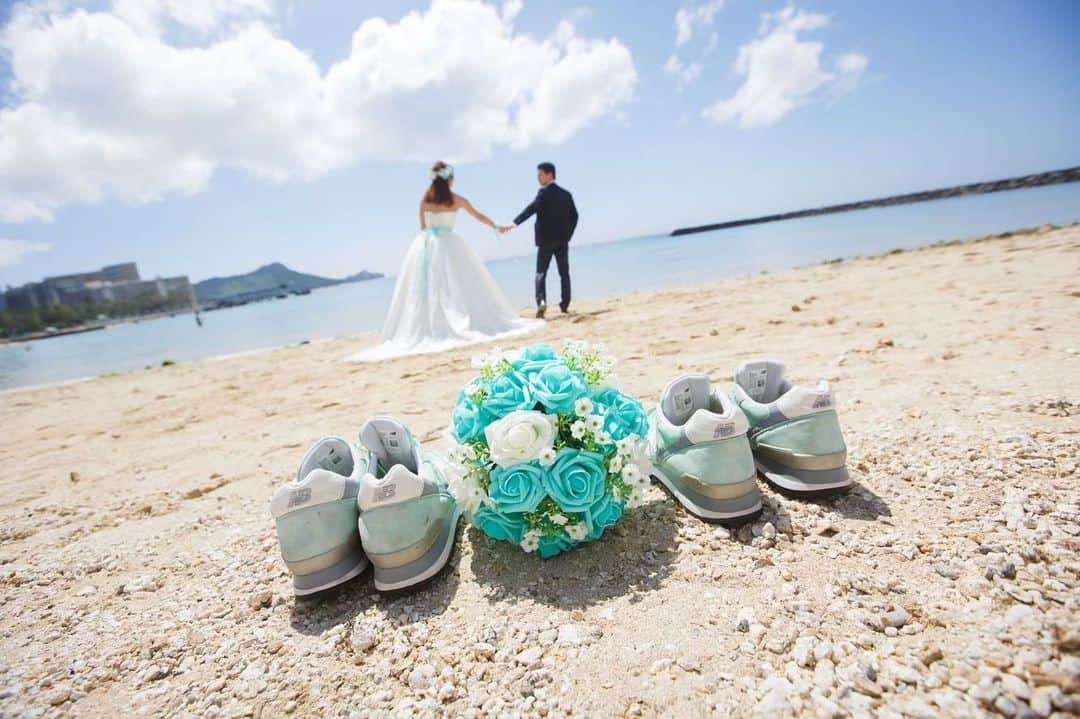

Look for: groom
[500,162,578,319]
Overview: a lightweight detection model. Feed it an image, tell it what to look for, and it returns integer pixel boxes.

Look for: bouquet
[447,341,650,558]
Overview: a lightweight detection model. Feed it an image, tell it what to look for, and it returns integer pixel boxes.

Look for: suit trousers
[535,243,570,311]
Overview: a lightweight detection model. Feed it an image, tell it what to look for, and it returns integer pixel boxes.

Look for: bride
[347,162,540,361]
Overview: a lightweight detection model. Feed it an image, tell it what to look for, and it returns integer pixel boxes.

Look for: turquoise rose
[594,389,648,441]
[451,395,486,442]
[512,344,557,368]
[584,492,625,540]
[542,449,607,512]
[537,529,575,558]
[481,370,534,419]
[472,505,527,544]
[529,362,588,415]
[488,462,547,514]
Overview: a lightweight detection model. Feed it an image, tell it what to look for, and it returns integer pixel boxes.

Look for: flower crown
[431,165,454,181]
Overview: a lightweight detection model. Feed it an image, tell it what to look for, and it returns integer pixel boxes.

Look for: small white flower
[574,397,593,418]
[611,486,622,501]
[571,421,586,439]
[461,444,477,461]
[465,383,481,396]
[537,447,557,466]
[520,528,541,553]
[622,464,642,484]
[585,415,603,432]
[566,523,588,541]
[625,486,646,509]
[550,513,568,526]
[609,455,624,473]
[597,431,612,445]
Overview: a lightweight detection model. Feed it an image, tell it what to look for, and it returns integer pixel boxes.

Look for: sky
[0,0,1077,287]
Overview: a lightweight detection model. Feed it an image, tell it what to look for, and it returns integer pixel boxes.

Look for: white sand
[0,224,1077,717]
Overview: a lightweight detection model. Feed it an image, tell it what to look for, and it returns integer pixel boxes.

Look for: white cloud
[0,0,637,222]
[111,0,273,37]
[0,239,52,267]
[663,54,702,91]
[675,0,723,47]
[666,1,721,90]
[703,6,867,128]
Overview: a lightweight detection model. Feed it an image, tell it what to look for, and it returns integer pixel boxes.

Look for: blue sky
[0,0,1077,287]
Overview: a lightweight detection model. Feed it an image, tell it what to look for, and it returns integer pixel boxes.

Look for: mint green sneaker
[356,417,461,593]
[732,359,852,497]
[646,374,762,524]
[269,437,373,596]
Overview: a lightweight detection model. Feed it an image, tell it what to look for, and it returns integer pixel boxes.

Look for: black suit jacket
[513,182,578,248]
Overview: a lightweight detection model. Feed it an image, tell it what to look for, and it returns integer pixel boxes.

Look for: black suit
[513,182,578,311]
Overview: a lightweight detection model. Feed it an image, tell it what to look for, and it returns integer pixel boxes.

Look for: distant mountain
[193,262,383,302]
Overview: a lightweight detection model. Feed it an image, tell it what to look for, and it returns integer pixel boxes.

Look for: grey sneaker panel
[342,477,360,499]
[755,456,852,494]
[654,471,761,519]
[291,544,368,595]
[749,404,792,434]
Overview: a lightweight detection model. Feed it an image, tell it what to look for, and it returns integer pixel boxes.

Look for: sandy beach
[1,224,1077,717]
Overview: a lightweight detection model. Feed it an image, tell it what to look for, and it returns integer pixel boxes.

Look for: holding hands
[498,224,514,235]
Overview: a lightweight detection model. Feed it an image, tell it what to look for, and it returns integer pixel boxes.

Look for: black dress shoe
[536,304,547,319]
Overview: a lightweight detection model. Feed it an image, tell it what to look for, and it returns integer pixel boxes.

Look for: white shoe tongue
[734,359,786,403]
[358,464,424,510]
[660,374,712,425]
[359,417,417,473]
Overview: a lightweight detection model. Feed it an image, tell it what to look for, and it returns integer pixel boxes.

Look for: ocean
[2,182,1077,392]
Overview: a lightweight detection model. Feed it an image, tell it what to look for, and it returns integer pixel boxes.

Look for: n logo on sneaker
[712,423,735,439]
[288,487,312,507]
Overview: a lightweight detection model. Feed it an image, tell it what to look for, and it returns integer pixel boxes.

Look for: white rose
[484,410,557,467]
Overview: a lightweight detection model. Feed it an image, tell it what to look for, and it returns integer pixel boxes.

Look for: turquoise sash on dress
[418,226,450,300]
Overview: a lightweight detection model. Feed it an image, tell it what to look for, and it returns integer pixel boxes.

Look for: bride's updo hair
[425,161,455,206]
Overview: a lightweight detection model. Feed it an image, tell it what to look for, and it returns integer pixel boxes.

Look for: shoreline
[0,221,1071,395]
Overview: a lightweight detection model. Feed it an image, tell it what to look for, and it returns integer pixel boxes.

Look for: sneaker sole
[649,471,763,526]
[372,508,463,594]
[755,456,853,498]
[292,553,370,597]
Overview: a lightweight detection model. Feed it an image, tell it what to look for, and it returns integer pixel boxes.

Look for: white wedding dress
[346,210,540,361]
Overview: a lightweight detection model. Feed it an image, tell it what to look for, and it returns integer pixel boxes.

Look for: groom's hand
[498,225,514,234]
